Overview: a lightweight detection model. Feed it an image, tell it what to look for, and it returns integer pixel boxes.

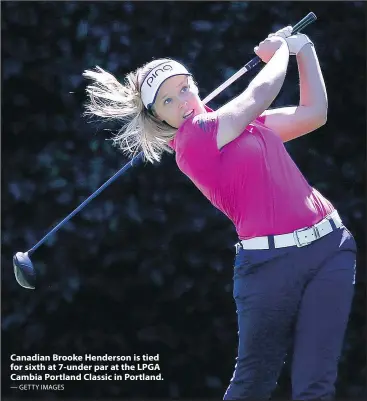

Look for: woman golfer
[83,27,357,400]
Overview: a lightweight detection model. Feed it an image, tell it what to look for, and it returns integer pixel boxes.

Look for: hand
[271,26,314,55]
[254,36,288,63]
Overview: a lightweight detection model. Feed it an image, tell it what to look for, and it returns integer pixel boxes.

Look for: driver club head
[13,252,36,290]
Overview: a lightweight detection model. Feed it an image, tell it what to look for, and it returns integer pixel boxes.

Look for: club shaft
[27,153,144,255]
[201,57,261,104]
[27,12,316,256]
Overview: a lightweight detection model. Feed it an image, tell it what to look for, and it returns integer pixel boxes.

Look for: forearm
[216,42,289,148]
[248,42,289,106]
[296,44,328,116]
[218,42,289,122]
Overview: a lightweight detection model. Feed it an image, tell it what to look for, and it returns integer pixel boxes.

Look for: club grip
[291,12,317,34]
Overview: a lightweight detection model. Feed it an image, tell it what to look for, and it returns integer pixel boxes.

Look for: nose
[179,99,188,109]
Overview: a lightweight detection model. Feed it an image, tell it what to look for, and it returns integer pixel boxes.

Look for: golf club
[13,12,317,290]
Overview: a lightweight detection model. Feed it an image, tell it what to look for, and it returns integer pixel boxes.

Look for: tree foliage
[2,1,366,399]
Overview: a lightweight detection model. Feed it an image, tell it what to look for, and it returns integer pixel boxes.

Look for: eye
[181,85,189,93]
[163,98,172,106]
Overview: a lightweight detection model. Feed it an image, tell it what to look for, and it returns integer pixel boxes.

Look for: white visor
[140,60,191,110]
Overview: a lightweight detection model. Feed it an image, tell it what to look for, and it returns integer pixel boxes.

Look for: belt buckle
[235,243,242,254]
[293,226,320,247]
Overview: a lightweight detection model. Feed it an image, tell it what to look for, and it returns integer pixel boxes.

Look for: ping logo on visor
[140,60,191,110]
[146,64,173,88]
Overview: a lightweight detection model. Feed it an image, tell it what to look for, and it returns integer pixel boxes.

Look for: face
[152,75,206,129]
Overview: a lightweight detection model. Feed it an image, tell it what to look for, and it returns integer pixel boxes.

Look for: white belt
[236,210,343,251]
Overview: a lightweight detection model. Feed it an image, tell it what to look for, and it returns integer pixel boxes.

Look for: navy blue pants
[223,226,356,400]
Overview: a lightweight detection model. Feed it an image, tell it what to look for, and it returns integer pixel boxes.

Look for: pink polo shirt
[168,106,334,240]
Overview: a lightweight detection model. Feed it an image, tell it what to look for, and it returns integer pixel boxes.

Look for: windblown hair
[83,58,186,163]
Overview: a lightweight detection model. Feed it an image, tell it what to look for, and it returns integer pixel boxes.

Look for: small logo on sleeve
[196,114,216,133]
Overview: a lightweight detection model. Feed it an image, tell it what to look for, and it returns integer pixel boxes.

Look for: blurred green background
[2,1,365,399]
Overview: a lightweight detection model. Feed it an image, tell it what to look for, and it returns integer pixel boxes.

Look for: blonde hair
[83,58,192,163]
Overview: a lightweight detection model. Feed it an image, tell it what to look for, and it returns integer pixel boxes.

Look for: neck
[163,121,178,130]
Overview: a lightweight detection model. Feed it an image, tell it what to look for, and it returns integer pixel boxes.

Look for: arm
[213,37,289,150]
[261,41,328,142]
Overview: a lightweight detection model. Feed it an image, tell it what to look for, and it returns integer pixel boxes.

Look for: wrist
[277,37,288,49]
[287,34,313,55]
[296,41,314,58]
[276,40,290,57]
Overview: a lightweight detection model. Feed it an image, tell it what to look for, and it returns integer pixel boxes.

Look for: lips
[183,110,194,119]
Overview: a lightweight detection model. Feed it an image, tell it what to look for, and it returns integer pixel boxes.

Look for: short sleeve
[255,114,266,125]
